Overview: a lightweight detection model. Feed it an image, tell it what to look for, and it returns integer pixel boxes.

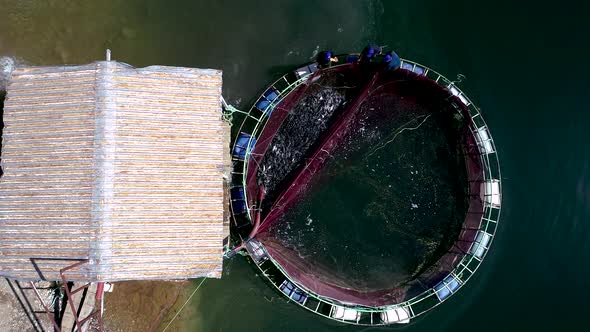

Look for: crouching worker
[316,50,339,68]
[359,44,382,64]
[383,50,401,71]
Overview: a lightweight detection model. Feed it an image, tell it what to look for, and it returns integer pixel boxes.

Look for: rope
[227,105,257,118]
[366,114,433,158]
[451,73,466,85]
[160,277,208,332]
[220,97,259,125]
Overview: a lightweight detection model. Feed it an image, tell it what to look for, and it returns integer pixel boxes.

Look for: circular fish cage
[228,55,501,326]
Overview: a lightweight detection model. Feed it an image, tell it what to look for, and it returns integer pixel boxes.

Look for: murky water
[2,0,590,331]
[266,76,469,293]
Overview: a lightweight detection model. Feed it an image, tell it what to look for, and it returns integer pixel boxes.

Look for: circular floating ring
[228,56,501,326]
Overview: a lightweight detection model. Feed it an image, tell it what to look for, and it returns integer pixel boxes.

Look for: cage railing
[230,56,502,325]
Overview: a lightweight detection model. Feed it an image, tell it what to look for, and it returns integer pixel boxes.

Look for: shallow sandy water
[103,280,203,332]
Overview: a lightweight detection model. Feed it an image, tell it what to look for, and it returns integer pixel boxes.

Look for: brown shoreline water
[102,280,203,332]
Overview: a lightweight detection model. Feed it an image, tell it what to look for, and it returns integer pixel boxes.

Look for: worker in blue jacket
[359,44,382,63]
[316,50,339,68]
[383,51,401,70]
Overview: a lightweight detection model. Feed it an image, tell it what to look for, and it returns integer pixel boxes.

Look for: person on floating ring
[383,50,401,71]
[316,50,339,68]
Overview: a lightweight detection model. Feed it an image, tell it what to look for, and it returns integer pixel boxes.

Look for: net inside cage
[245,63,485,306]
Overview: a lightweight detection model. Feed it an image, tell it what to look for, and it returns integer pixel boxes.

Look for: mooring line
[161,277,208,332]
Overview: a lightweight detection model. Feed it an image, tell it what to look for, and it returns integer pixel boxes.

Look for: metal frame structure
[29,259,104,332]
[228,56,501,325]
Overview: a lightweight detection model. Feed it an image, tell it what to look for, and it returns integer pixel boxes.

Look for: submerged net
[247,67,375,214]
[246,63,484,306]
